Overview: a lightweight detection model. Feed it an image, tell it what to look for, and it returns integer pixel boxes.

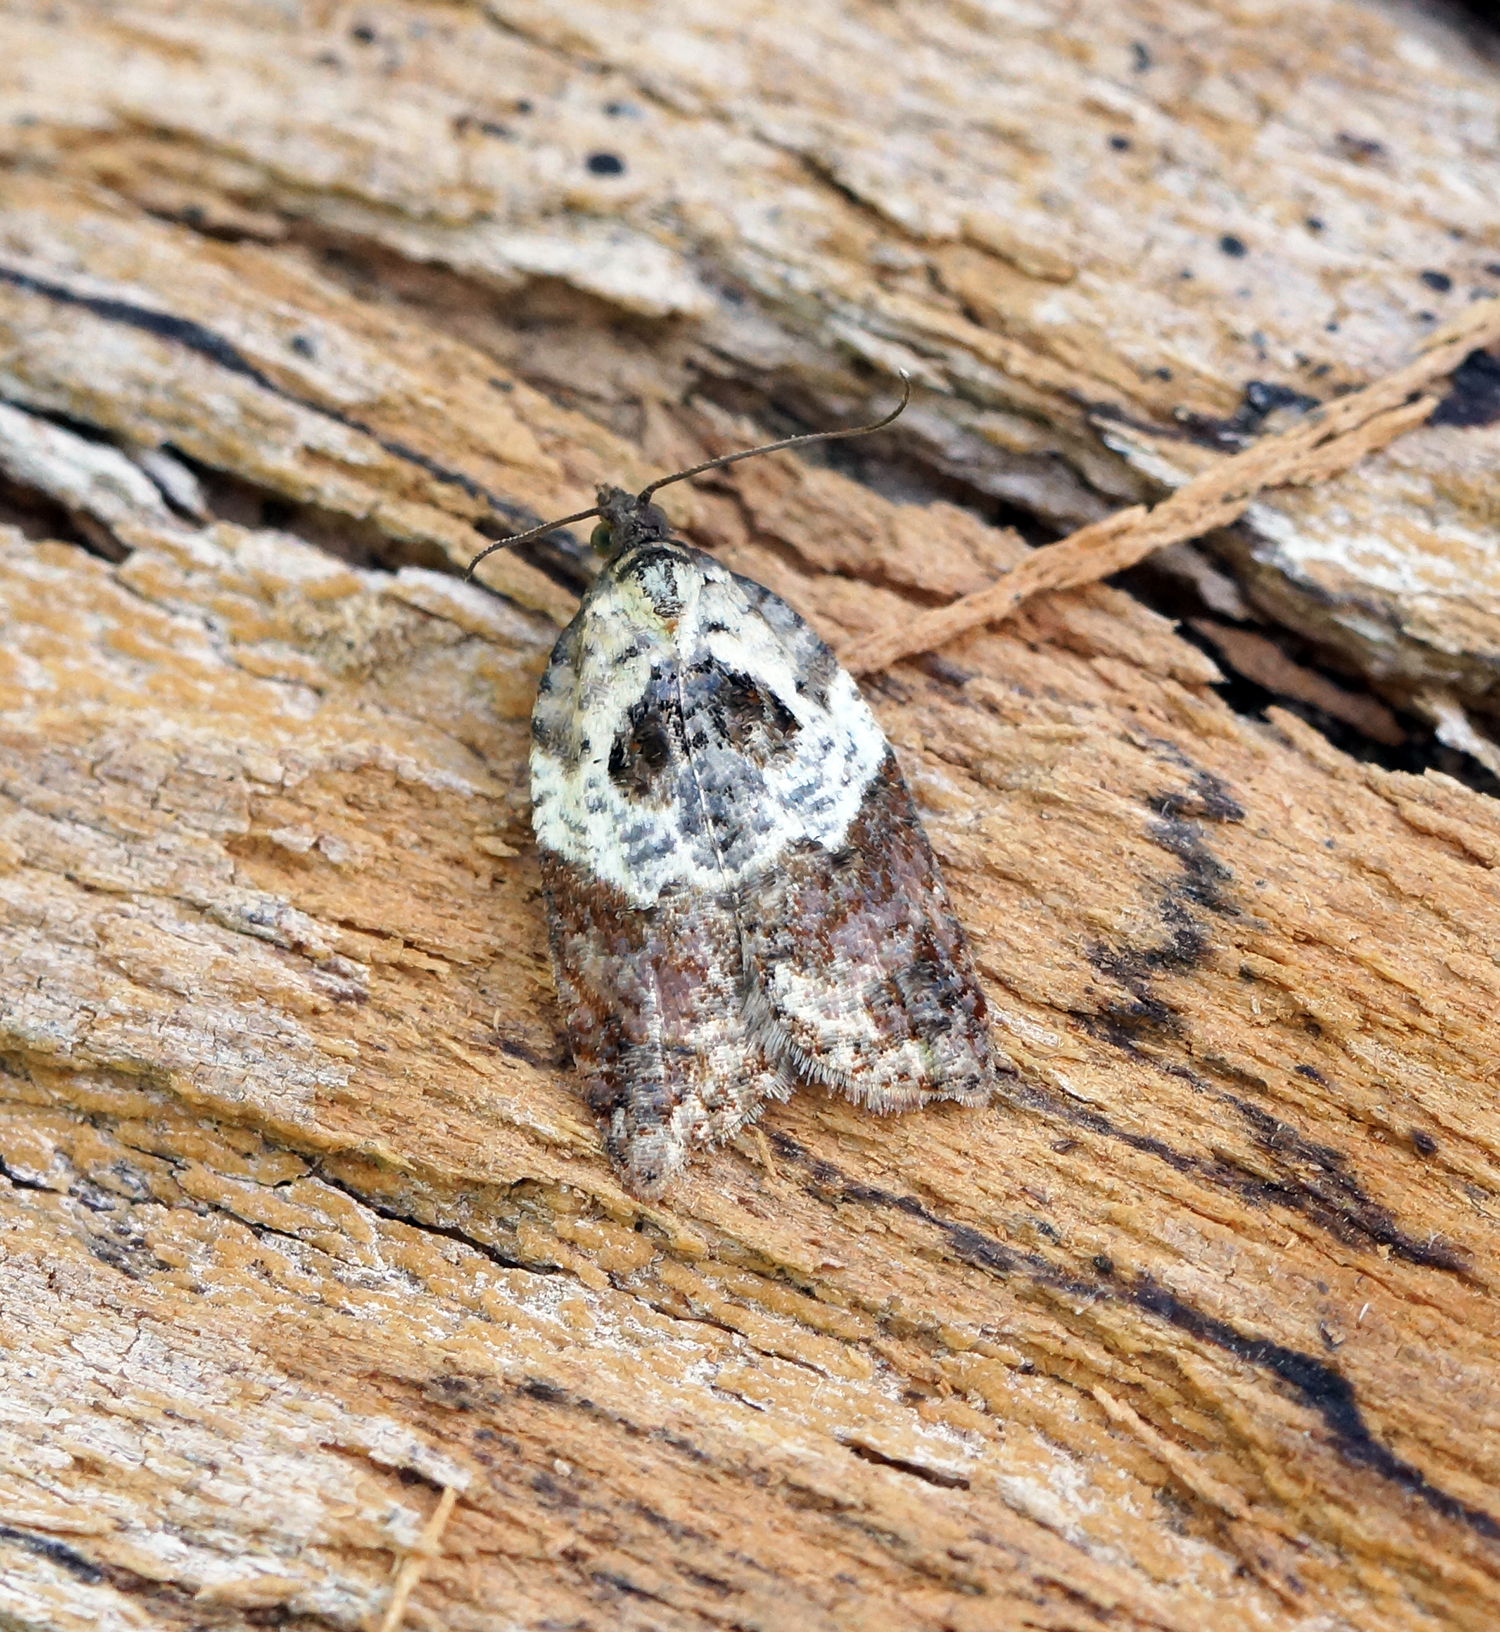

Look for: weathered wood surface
[2,3,1500,1629]
[7,0,1500,737]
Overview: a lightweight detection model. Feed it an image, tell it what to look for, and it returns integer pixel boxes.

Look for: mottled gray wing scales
[721,567,1001,1108]
[541,856,791,1196]
[533,541,1000,1194]
[739,752,1002,1111]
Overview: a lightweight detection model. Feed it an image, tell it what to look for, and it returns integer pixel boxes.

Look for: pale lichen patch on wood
[2,3,1500,1626]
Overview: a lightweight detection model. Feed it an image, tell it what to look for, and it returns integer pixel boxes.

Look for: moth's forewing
[530,538,1001,1194]
[739,750,1001,1110]
[539,855,789,1196]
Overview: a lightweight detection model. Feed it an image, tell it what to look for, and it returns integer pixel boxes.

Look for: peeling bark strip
[0,261,543,526]
[842,298,1500,674]
[4,3,1500,1630]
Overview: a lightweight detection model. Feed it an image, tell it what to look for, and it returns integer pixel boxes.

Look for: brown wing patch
[740,752,1008,1111]
[542,853,790,1195]
[607,691,678,803]
[708,666,800,764]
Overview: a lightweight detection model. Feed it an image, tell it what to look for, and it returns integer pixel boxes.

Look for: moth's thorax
[530,536,889,909]
[610,541,700,638]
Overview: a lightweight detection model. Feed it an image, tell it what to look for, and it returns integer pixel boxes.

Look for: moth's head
[589,486,675,562]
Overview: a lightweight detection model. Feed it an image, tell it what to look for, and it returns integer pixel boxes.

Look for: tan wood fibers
[0,3,1498,1627]
[840,298,1500,674]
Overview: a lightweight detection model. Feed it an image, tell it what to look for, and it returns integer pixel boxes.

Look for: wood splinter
[376,1485,459,1632]
[839,297,1500,676]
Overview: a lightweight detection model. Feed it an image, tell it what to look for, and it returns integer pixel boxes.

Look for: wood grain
[6,0,1500,724]
[1,3,1499,1628]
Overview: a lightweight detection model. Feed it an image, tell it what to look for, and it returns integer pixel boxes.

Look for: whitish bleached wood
[0,4,1499,1629]
[4,0,1500,727]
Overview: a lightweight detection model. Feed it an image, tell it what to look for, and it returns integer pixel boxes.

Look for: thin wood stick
[840,298,1500,675]
[377,1485,459,1632]
[752,1125,780,1183]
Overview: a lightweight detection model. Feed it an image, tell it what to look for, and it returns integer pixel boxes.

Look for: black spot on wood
[0,1526,105,1583]
[1431,349,1500,428]
[423,1373,503,1411]
[1147,818,1238,913]
[0,1156,48,1192]
[531,1468,581,1507]
[593,1568,667,1601]
[1229,1096,1468,1273]
[844,1441,971,1488]
[916,654,973,689]
[1015,1070,1469,1276]
[312,1167,554,1275]
[1082,764,1242,1042]
[677,1565,735,1596]
[1132,1276,1500,1541]
[1177,380,1319,449]
[82,1216,171,1280]
[1335,132,1387,165]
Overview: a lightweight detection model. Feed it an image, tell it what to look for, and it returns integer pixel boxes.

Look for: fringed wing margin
[541,855,789,1195]
[739,752,1008,1112]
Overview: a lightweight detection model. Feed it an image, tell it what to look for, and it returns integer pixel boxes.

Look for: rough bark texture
[2,4,1500,1630]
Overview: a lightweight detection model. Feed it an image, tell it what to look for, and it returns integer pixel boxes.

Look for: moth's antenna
[463,371,911,580]
[638,371,911,502]
[464,505,604,580]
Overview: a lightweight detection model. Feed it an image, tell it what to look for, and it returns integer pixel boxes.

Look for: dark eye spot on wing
[609,698,676,801]
[710,667,800,763]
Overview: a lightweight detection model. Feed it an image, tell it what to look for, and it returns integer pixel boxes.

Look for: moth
[468,379,1007,1196]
